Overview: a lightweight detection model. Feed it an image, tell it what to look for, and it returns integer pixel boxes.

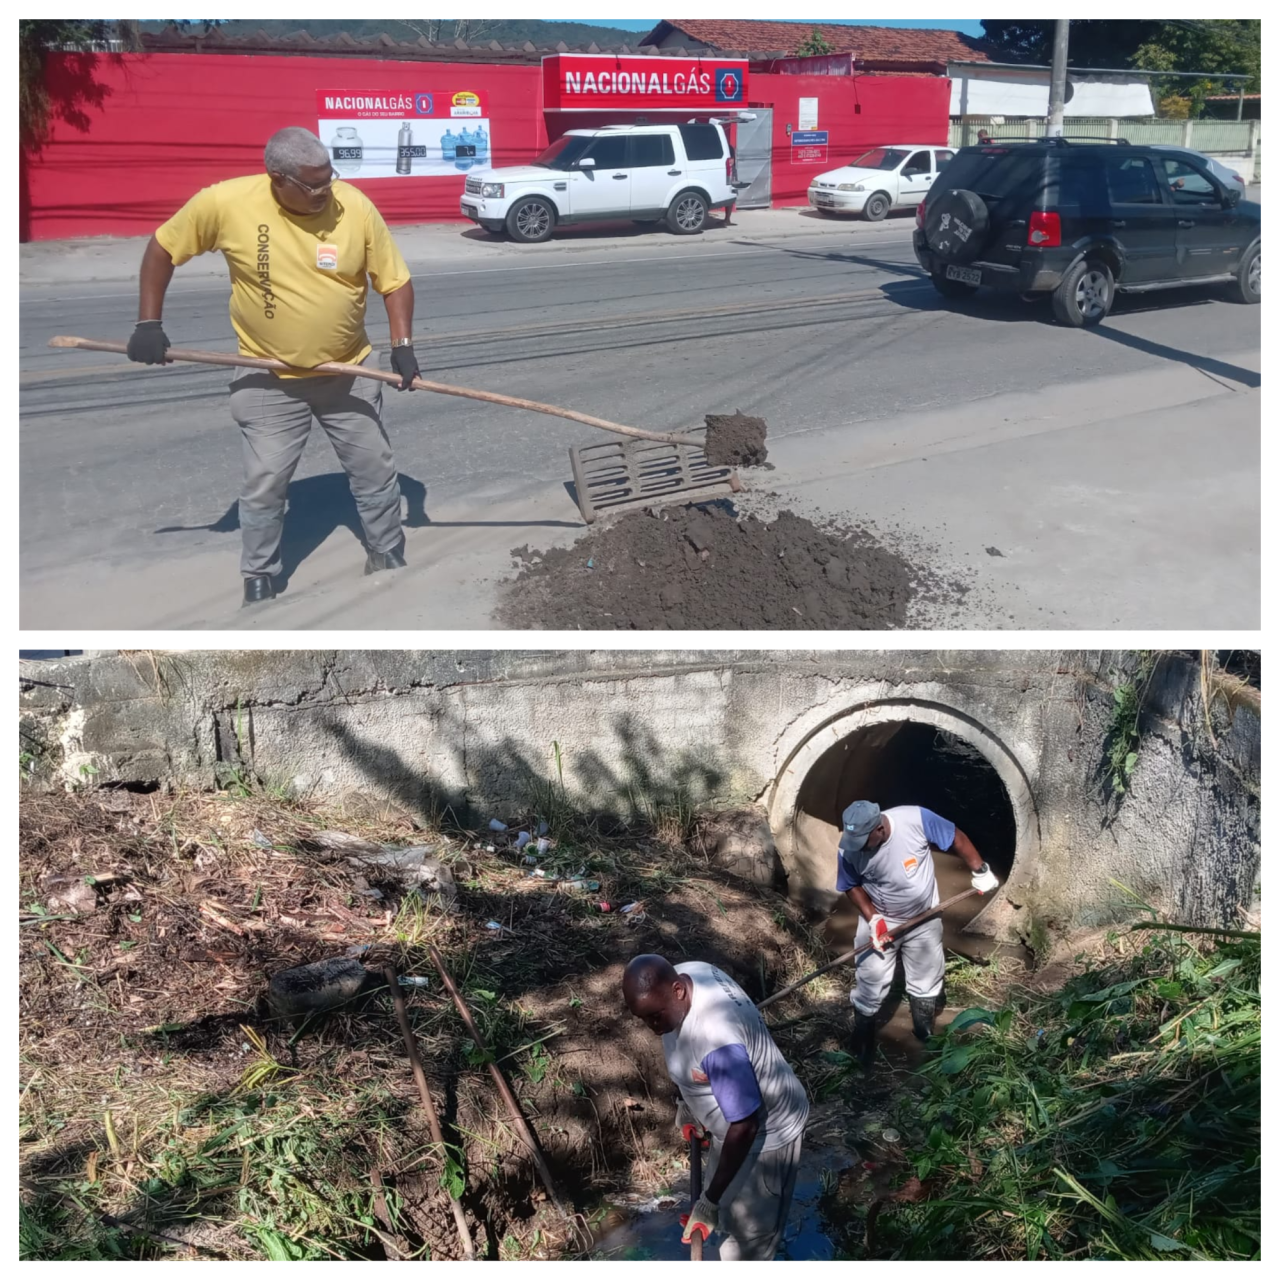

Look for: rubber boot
[850,1008,877,1069]
[908,994,939,1043]
[242,574,276,606]
[364,541,407,576]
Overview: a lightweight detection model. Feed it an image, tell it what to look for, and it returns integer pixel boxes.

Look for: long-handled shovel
[47,336,743,523]
[757,887,982,1012]
[687,1130,705,1262]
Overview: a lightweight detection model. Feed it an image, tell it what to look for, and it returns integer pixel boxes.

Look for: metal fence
[949,117,1256,153]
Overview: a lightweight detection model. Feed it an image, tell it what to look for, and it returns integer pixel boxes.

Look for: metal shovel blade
[569,432,742,524]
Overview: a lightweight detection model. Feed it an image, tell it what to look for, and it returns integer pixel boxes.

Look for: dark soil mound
[501,503,916,630]
[704,411,768,467]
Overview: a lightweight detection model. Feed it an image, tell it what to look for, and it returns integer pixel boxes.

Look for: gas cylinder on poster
[331,127,363,175]
[396,121,413,175]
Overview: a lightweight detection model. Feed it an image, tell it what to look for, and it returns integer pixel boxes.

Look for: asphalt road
[20,214,1261,630]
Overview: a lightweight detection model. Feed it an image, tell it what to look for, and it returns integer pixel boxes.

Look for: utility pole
[1047,18,1069,137]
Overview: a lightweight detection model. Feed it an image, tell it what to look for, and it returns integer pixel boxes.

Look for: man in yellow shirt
[127,126,420,605]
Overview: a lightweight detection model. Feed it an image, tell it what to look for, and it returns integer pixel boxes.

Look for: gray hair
[264,127,331,177]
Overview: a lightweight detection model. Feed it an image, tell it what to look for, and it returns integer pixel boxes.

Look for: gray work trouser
[849,913,945,1016]
[706,1134,803,1261]
[228,360,403,577]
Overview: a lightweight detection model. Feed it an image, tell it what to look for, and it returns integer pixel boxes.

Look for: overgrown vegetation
[869,916,1260,1260]
[1102,650,1158,799]
[793,28,836,57]
[19,786,822,1261]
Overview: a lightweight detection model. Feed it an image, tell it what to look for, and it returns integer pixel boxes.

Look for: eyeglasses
[274,169,338,197]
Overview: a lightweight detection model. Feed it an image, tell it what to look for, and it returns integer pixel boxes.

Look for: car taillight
[915,200,926,230]
[1027,211,1061,248]
[726,155,733,185]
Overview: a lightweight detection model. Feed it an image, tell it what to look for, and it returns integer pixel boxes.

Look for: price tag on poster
[316,89,493,179]
[790,130,829,165]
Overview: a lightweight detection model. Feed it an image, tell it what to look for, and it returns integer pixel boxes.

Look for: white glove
[868,913,892,953]
[971,862,999,894]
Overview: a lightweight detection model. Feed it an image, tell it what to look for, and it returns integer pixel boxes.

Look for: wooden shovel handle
[48,335,696,446]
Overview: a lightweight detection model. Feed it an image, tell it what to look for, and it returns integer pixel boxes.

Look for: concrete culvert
[792,721,1018,957]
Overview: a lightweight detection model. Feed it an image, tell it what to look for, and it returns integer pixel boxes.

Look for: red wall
[22,53,545,241]
[752,72,951,205]
[20,54,951,240]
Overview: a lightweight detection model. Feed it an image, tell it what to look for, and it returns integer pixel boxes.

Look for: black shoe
[364,543,407,576]
[242,574,276,606]
[851,1009,877,1069]
[908,995,939,1043]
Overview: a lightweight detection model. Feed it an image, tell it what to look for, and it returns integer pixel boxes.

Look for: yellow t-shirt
[155,174,411,376]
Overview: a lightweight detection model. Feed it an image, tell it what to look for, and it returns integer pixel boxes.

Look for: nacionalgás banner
[316,89,492,179]
[542,55,748,111]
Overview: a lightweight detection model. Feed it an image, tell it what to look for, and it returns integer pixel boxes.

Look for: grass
[868,918,1261,1260]
[21,785,820,1261]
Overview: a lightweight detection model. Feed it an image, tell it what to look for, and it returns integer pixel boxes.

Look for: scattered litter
[515,831,532,850]
[398,975,431,988]
[565,879,601,892]
[620,902,642,914]
[537,821,549,837]
[489,819,508,832]
[485,920,503,930]
[343,843,457,903]
[586,558,595,569]
[598,902,612,912]
[344,943,372,957]
[522,854,539,866]
[486,844,496,853]
[883,1128,901,1143]
[536,837,551,854]
[251,829,273,848]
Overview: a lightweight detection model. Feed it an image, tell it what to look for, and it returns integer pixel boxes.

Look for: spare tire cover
[924,189,990,265]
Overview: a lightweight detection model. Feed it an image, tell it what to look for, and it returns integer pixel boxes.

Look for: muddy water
[593,1141,860,1261]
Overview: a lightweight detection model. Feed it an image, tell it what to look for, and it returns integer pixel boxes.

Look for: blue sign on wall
[790,130,829,146]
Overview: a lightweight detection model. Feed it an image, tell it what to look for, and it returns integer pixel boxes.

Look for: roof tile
[648,19,992,63]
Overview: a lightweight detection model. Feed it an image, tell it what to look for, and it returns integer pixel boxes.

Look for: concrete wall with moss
[19,649,1259,947]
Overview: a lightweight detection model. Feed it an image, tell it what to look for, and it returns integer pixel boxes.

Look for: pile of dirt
[703,411,768,468]
[501,504,918,630]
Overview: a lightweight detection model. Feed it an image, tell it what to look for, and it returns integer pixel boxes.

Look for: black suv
[913,138,1261,326]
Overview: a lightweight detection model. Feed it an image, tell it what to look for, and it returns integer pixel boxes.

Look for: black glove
[390,343,420,392]
[127,320,171,365]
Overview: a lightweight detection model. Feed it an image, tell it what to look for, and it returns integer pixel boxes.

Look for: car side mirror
[576,156,596,169]
[1224,184,1242,207]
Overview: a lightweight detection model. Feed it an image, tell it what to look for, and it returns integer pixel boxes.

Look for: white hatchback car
[807,144,956,221]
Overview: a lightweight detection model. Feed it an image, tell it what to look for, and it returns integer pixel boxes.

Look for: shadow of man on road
[154,472,431,590]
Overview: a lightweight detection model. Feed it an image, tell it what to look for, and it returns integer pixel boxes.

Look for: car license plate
[460,200,479,220]
[945,265,981,286]
[814,195,834,206]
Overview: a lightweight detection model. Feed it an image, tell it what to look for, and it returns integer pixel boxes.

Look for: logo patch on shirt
[316,243,339,271]
[902,856,918,873]
[690,1067,709,1084]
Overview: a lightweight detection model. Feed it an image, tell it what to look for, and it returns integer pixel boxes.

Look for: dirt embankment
[19,790,832,1261]
[502,504,923,630]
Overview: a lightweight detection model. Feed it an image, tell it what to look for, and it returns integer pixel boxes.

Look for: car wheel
[931,271,978,299]
[667,190,709,235]
[1051,258,1114,327]
[863,192,892,221]
[506,196,556,244]
[1229,243,1260,304]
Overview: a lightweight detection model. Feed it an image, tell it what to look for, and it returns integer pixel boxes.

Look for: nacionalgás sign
[542,55,748,111]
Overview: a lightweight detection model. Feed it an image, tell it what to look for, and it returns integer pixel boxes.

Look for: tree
[980,19,1259,115]
[19,20,114,149]
[793,28,835,57]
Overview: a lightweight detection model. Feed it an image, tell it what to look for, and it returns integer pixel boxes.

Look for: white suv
[460,121,740,243]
